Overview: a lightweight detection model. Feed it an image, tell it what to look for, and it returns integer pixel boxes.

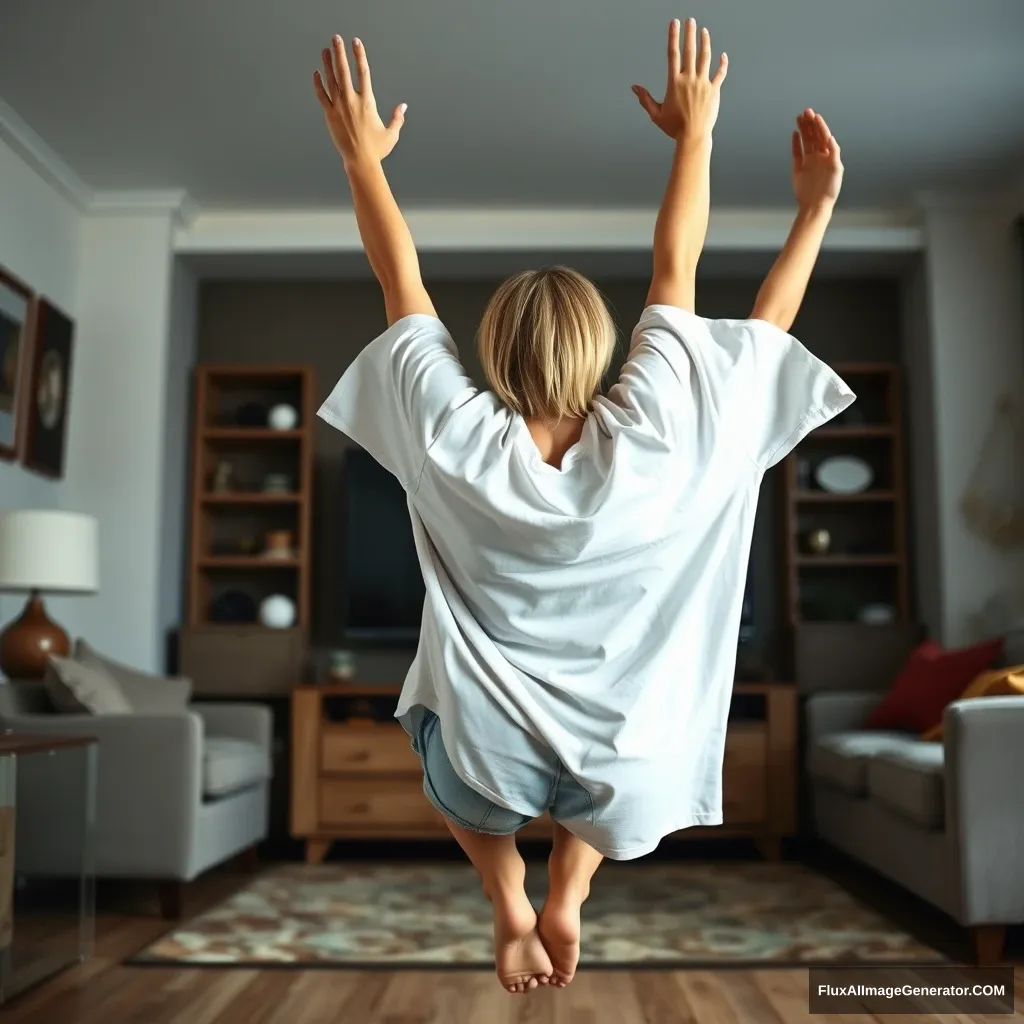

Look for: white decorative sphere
[268,404,298,431]
[259,594,296,629]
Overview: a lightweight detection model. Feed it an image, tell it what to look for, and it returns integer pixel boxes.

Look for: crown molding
[175,205,923,255]
[88,190,197,224]
[0,96,93,209]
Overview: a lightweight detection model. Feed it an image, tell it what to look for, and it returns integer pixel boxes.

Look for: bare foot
[490,887,553,994]
[537,884,588,988]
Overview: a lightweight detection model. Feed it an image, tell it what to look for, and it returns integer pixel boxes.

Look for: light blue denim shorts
[410,708,595,835]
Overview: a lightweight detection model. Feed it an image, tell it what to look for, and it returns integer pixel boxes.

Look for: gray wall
[197,273,904,674]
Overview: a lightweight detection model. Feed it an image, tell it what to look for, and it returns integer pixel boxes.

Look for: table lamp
[0,510,98,679]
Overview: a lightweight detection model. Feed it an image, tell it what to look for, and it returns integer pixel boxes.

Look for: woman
[314,19,853,994]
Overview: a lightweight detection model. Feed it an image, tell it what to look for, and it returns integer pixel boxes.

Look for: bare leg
[537,821,604,988]
[443,818,553,994]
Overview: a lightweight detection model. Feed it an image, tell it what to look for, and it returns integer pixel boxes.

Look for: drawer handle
[347,751,371,763]
[351,802,370,814]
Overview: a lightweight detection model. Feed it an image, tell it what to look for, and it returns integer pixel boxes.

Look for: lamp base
[0,592,70,680]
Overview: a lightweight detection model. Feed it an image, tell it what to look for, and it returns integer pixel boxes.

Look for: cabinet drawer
[320,778,444,829]
[722,725,768,824]
[321,727,421,775]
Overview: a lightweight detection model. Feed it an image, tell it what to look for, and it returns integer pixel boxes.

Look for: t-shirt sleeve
[317,314,477,490]
[627,304,856,469]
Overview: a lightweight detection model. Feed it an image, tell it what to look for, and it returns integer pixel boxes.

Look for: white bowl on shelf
[815,456,874,494]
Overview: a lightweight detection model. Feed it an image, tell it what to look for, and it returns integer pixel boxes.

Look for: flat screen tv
[340,447,755,646]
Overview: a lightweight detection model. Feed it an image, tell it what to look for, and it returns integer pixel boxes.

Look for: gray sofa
[806,688,1024,964]
[0,647,272,918]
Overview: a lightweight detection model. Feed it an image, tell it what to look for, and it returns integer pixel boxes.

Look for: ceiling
[2,0,1022,209]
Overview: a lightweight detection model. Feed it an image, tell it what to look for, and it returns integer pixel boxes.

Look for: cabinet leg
[306,839,331,865]
[971,925,1005,966]
[754,836,782,861]
[158,881,184,920]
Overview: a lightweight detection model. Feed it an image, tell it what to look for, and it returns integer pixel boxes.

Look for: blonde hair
[476,266,616,420]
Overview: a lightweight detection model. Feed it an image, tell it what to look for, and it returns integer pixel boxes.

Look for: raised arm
[314,36,436,326]
[750,110,844,332]
[633,19,728,313]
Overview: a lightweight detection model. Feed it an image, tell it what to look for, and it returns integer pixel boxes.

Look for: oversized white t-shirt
[319,304,854,858]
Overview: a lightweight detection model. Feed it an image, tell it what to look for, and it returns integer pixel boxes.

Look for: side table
[0,734,97,1005]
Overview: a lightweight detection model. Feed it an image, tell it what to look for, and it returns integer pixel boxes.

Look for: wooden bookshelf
[781,363,910,626]
[185,365,315,629]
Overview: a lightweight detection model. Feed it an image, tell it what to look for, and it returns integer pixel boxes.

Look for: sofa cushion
[808,731,913,795]
[75,640,192,714]
[865,638,1004,733]
[204,736,271,799]
[44,655,132,715]
[867,743,945,829]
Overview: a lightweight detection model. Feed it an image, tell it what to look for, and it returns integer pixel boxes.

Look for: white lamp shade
[0,511,99,593]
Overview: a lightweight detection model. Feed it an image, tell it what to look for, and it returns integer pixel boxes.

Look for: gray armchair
[806,689,1024,963]
[0,678,271,918]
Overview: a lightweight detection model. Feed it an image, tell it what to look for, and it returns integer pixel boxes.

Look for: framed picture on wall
[0,267,33,462]
[23,297,75,479]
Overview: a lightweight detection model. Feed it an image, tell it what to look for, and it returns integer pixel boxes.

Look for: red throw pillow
[865,637,1004,733]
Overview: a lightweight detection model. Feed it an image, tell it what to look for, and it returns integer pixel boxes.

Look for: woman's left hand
[314,36,406,168]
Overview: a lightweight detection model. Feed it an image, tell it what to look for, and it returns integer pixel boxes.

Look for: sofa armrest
[2,712,203,878]
[944,695,1024,925]
[804,691,884,746]
[192,703,272,752]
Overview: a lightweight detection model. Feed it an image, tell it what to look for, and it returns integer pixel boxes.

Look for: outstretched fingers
[667,18,681,77]
[319,48,338,101]
[711,51,728,87]
[331,35,354,95]
[798,109,818,153]
[791,129,804,170]
[313,69,332,109]
[696,26,711,77]
[682,17,697,73]
[352,37,372,96]
[632,84,661,121]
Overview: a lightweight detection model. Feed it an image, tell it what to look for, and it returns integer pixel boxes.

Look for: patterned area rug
[130,862,946,968]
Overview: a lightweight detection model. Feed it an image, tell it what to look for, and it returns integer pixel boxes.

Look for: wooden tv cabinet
[290,682,796,863]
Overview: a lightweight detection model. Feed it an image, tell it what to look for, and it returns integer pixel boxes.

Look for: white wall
[919,197,1024,644]
[0,134,81,627]
[64,213,177,669]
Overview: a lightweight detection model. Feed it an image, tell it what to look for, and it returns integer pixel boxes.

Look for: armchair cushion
[75,640,192,714]
[44,654,132,715]
[807,731,912,795]
[867,742,945,828]
[204,737,271,798]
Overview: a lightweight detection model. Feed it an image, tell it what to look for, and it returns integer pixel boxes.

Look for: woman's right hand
[633,19,728,143]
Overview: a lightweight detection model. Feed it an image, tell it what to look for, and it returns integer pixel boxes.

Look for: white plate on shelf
[815,456,874,494]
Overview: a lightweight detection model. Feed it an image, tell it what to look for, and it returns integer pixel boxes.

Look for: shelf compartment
[794,490,897,503]
[796,555,899,567]
[797,563,902,623]
[809,426,895,439]
[202,428,305,442]
[201,492,302,504]
[199,556,301,569]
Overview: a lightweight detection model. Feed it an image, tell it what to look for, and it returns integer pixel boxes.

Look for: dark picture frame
[0,266,33,463]
[23,297,75,479]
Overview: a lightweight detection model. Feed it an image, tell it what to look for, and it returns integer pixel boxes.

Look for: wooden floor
[4,865,1022,1024]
